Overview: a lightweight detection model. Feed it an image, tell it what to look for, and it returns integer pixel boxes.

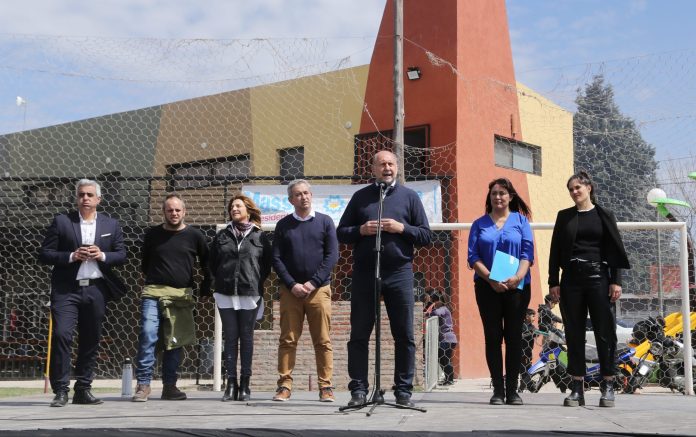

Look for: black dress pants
[50,281,108,393]
[559,261,617,377]
[347,268,415,397]
[218,307,257,378]
[474,279,530,387]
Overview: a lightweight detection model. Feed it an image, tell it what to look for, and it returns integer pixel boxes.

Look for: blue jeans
[135,298,182,385]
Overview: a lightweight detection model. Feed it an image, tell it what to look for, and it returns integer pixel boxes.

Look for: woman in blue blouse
[468,178,533,406]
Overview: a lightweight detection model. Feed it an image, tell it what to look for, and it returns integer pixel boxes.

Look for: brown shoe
[319,387,335,402]
[132,384,151,402]
[161,384,187,400]
[272,386,291,402]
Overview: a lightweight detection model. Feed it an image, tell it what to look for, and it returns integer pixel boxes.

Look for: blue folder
[488,250,524,290]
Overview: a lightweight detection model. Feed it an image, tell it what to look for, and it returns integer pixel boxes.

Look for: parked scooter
[585,344,636,391]
[626,317,696,393]
[624,317,663,393]
[524,330,571,393]
[525,328,635,393]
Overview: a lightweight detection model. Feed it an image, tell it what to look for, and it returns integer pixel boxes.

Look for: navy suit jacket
[39,211,127,301]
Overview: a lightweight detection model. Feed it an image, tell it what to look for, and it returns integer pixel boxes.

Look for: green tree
[574,75,659,296]
[574,75,658,220]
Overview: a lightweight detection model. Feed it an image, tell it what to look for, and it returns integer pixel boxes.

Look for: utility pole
[393,0,405,184]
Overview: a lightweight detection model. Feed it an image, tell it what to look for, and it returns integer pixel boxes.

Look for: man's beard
[165,218,182,228]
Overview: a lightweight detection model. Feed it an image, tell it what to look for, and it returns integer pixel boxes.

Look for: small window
[279,146,304,183]
[167,155,250,190]
[494,135,541,175]
[354,125,430,181]
[24,181,72,206]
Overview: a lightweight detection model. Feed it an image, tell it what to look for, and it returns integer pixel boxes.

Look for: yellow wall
[249,66,369,178]
[518,82,574,298]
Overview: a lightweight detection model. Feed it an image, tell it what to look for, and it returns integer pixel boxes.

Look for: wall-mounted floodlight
[407,67,421,80]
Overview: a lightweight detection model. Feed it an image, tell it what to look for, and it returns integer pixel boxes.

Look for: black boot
[599,379,615,407]
[505,377,523,405]
[238,376,251,402]
[564,379,585,407]
[221,377,238,402]
[490,378,505,405]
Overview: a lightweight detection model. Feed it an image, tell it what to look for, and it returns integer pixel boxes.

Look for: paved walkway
[1,379,694,435]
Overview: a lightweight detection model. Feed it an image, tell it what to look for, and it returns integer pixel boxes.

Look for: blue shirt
[467,212,534,284]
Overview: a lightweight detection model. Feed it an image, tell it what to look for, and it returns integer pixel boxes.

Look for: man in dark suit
[39,179,127,407]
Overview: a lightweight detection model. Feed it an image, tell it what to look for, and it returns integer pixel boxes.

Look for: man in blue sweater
[272,179,339,403]
[337,150,431,408]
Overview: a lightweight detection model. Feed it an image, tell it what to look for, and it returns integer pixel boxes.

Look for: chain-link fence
[1,30,696,394]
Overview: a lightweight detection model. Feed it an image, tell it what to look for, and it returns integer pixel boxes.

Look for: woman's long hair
[228,194,262,226]
[567,170,597,204]
[484,177,532,218]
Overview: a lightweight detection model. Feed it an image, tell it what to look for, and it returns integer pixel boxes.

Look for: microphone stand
[339,182,427,416]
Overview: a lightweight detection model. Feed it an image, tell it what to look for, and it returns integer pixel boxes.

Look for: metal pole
[44,308,53,394]
[656,210,664,317]
[212,224,224,392]
[393,0,405,184]
[213,305,222,392]
[679,223,693,395]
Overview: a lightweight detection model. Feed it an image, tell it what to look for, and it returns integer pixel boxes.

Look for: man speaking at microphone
[337,150,431,408]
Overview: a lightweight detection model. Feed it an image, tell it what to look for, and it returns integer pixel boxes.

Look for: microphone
[378,181,389,191]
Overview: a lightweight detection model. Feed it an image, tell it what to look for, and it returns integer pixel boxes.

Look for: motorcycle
[524,329,571,393]
[525,328,635,393]
[585,344,636,391]
[626,317,696,394]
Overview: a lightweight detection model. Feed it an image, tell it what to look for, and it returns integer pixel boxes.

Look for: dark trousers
[218,307,257,378]
[559,262,617,377]
[50,282,107,393]
[438,342,457,382]
[474,279,530,388]
[348,268,415,397]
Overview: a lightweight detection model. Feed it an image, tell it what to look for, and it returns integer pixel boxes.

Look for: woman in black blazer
[548,171,630,408]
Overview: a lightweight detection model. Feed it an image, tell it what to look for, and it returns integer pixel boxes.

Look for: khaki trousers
[277,284,333,390]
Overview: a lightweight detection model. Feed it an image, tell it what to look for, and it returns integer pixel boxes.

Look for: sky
[1,0,695,166]
[507,0,696,164]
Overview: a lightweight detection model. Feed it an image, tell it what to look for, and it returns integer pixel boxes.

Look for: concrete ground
[1,378,695,435]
